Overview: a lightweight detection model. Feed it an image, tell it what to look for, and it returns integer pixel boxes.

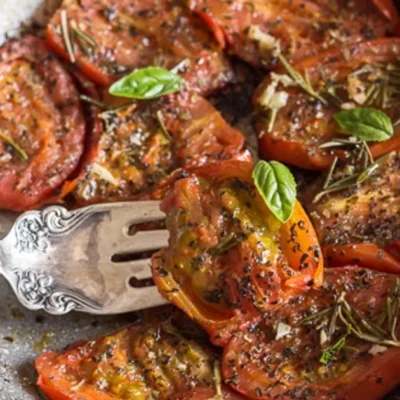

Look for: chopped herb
[213,232,244,255]
[320,334,348,364]
[70,21,96,47]
[0,132,28,161]
[79,94,108,109]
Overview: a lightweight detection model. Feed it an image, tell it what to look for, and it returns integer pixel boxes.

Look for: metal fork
[0,202,169,315]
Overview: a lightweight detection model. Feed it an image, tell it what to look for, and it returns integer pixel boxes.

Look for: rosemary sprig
[303,281,400,364]
[0,132,28,161]
[156,110,171,141]
[70,21,96,57]
[60,10,76,63]
[277,53,327,105]
[313,149,388,203]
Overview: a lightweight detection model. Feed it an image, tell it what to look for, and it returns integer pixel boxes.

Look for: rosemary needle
[156,110,171,141]
[61,10,76,63]
[277,52,327,105]
[0,132,28,161]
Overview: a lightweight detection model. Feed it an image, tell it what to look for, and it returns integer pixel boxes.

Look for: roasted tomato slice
[152,160,323,345]
[304,150,400,273]
[46,0,233,94]
[254,38,400,170]
[222,266,400,400]
[72,92,248,205]
[0,36,85,211]
[36,315,245,400]
[189,0,398,69]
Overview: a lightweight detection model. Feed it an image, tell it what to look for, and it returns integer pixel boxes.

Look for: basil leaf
[109,67,184,99]
[252,160,296,223]
[334,108,393,142]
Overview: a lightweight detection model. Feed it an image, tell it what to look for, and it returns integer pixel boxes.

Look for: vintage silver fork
[0,202,169,315]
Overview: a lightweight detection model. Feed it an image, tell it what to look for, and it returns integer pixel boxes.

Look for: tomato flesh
[71,92,247,205]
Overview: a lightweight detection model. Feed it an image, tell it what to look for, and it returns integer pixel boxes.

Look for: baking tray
[0,1,400,399]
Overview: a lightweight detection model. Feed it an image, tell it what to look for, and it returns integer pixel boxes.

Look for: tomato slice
[0,36,85,211]
[304,150,400,273]
[152,160,323,345]
[36,314,241,400]
[190,0,398,69]
[222,266,400,400]
[46,0,233,95]
[71,92,247,205]
[254,38,400,170]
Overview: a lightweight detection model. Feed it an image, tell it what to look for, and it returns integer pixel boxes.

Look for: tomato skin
[324,244,400,274]
[0,36,85,211]
[373,0,400,33]
[152,160,323,346]
[221,267,400,400]
[255,38,400,170]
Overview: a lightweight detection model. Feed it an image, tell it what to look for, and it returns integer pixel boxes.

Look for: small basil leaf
[109,67,184,99]
[334,108,393,142]
[252,160,297,223]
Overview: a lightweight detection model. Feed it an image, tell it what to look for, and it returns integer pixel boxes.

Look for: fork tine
[111,230,169,255]
[97,286,167,314]
[107,201,165,226]
[115,258,153,281]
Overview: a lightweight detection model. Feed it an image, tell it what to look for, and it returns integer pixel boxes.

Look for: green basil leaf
[109,67,184,99]
[334,108,393,142]
[252,160,296,223]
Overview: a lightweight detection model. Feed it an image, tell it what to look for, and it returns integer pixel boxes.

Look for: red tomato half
[0,36,85,211]
[305,150,400,273]
[70,92,248,205]
[36,316,246,400]
[190,0,398,68]
[152,160,323,345]
[46,0,233,95]
[254,38,400,170]
[222,267,400,400]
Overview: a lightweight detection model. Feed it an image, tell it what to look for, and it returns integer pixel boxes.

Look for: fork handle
[0,205,102,315]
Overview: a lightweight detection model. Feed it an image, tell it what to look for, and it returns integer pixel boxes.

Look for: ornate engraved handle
[0,205,101,315]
